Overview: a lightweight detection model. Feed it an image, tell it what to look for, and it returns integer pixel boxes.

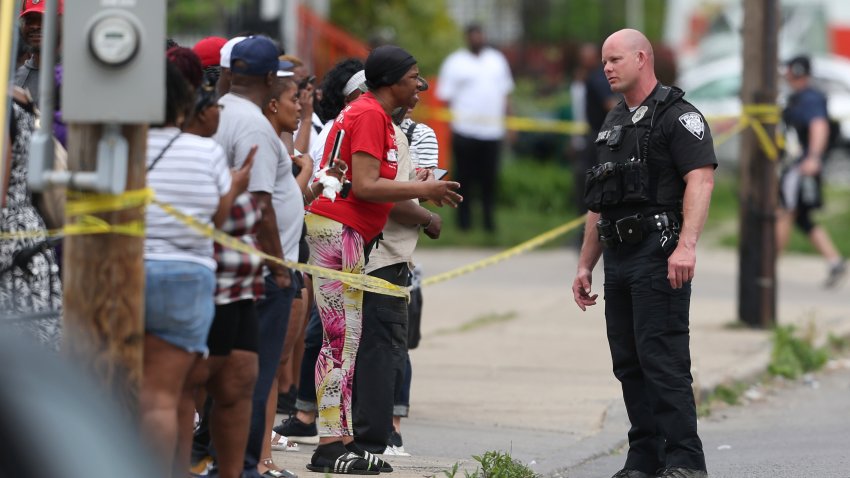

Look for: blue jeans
[294,304,322,412]
[144,260,215,354]
[243,272,296,477]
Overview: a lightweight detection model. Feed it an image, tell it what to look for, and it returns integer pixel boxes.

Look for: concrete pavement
[270,246,848,477]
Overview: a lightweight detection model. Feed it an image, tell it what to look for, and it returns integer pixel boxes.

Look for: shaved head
[603,29,654,66]
[601,28,657,106]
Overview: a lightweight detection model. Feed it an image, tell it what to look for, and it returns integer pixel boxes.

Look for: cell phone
[299,75,317,90]
[328,130,345,169]
[433,168,448,180]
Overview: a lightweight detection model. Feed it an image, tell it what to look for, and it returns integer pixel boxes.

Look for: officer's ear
[635,50,647,68]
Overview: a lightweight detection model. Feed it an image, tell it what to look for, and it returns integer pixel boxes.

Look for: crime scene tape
[66,188,154,215]
[421,214,587,287]
[0,189,152,240]
[694,104,783,161]
[0,217,144,240]
[741,103,782,161]
[151,199,410,299]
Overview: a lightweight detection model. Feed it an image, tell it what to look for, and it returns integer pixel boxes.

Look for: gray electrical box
[62,0,165,123]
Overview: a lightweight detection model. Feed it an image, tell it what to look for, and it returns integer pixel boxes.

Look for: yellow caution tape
[0,188,151,240]
[66,188,154,216]
[0,215,144,240]
[64,215,145,237]
[709,104,783,161]
[741,104,782,161]
[421,215,586,287]
[152,199,410,299]
[711,118,749,149]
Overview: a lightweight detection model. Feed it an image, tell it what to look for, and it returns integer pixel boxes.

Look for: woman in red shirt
[304,46,461,474]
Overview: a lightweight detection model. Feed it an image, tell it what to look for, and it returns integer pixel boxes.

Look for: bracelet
[421,212,434,229]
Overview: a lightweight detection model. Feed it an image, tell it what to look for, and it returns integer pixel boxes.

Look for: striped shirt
[400,118,439,169]
[145,127,231,270]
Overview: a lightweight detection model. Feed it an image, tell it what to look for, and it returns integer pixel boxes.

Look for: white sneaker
[382,445,410,457]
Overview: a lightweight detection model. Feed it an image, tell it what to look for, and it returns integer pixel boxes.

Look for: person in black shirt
[777,55,846,288]
[571,43,618,216]
[571,29,715,478]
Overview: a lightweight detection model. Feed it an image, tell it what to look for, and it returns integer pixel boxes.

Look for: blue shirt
[783,86,828,156]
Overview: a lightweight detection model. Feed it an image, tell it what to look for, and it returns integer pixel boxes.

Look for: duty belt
[597,211,679,247]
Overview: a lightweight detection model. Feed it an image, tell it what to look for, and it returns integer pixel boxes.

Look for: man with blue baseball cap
[209,34,300,478]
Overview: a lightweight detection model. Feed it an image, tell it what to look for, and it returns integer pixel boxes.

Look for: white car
[676,55,850,164]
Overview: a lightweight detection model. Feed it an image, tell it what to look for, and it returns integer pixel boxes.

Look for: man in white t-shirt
[437,23,514,232]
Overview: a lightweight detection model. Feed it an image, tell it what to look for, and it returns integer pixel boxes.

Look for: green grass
[718,185,850,256]
[697,380,751,417]
[443,451,538,478]
[768,323,830,379]
[705,174,740,229]
[419,156,582,248]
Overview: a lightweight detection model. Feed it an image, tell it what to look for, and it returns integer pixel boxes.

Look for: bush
[497,158,575,214]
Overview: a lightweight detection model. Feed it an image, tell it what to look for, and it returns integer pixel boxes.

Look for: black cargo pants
[602,230,706,474]
[353,262,410,453]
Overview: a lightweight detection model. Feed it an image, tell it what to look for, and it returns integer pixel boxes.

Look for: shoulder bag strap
[147,133,182,172]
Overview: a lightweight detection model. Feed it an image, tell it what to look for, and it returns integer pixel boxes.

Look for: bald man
[571,29,715,478]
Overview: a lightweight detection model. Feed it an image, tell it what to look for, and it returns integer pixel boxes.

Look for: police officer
[571,29,715,478]
[776,55,846,288]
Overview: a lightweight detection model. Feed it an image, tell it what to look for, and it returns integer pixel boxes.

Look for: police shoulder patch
[678,112,704,140]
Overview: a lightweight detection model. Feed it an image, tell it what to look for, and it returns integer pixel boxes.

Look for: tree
[329,0,462,76]
[521,0,667,44]
[167,0,241,35]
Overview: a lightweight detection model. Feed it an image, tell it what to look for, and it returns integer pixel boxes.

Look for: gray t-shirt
[15,58,40,105]
[214,93,300,261]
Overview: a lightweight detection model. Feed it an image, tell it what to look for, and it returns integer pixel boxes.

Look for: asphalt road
[563,363,850,478]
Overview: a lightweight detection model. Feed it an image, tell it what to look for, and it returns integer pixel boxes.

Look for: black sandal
[306,452,380,475]
[353,449,392,473]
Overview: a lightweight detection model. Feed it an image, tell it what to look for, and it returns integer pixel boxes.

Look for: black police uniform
[585,83,717,474]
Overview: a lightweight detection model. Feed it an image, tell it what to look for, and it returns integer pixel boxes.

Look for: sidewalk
[270,246,849,478]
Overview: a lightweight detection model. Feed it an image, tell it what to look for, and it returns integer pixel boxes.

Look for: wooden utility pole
[738,0,779,328]
[63,124,147,414]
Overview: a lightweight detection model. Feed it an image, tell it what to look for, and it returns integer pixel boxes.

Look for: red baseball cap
[20,0,64,17]
[193,36,228,68]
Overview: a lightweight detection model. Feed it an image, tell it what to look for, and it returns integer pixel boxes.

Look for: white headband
[343,70,367,96]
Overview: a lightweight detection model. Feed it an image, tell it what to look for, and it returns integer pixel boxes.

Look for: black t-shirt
[593,83,718,219]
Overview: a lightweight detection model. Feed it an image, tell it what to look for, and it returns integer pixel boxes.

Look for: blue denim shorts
[144,260,215,355]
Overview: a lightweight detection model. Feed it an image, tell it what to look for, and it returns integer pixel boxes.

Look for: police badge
[631,105,648,124]
[678,112,705,140]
